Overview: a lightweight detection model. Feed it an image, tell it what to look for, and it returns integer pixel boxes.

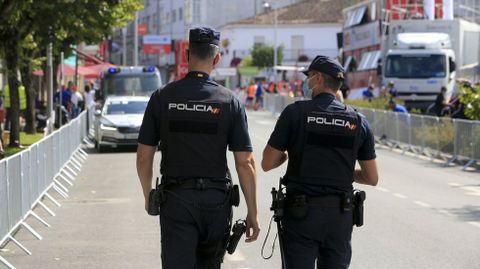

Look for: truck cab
[384,32,456,109]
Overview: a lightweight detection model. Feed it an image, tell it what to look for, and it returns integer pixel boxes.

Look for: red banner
[175,40,189,80]
[143,44,171,54]
[138,24,148,36]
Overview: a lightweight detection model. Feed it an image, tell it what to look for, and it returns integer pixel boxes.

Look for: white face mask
[302,73,318,99]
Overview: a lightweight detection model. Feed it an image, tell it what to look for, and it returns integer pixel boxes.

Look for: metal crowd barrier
[263,94,479,170]
[0,109,92,269]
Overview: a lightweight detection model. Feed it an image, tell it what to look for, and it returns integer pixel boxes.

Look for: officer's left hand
[245,213,260,242]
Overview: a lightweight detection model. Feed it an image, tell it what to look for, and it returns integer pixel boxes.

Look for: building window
[145,16,150,29]
[172,10,176,23]
[166,12,170,24]
[179,7,183,21]
[254,36,265,45]
[193,0,201,23]
[357,50,381,71]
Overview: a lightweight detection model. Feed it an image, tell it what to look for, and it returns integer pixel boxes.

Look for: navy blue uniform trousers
[281,206,353,269]
[159,188,232,269]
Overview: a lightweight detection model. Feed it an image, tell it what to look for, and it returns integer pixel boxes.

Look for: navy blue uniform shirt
[138,71,252,178]
[268,93,376,195]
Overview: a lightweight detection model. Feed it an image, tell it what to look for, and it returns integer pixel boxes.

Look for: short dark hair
[321,73,342,90]
[189,43,219,60]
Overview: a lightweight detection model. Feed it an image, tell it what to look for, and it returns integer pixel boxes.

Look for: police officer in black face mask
[136,27,260,269]
[261,55,379,269]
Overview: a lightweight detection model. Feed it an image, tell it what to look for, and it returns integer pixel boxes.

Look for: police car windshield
[105,101,148,115]
[385,54,446,78]
[104,74,160,96]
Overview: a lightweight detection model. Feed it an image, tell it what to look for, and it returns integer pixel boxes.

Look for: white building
[111,0,303,81]
[217,0,358,83]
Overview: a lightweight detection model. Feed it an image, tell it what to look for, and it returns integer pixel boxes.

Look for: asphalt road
[2,110,480,269]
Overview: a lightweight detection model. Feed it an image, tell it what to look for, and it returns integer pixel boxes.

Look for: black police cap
[189,27,220,46]
[302,55,345,81]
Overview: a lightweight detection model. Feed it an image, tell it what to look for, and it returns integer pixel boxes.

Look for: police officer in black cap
[136,27,260,269]
[261,55,379,269]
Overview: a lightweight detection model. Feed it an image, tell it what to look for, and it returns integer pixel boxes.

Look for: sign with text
[343,21,381,51]
[175,40,189,80]
[143,35,171,54]
[137,23,148,36]
[138,24,148,36]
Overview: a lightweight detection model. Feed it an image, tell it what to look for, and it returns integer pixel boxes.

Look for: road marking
[226,250,246,262]
[460,186,480,196]
[437,209,453,216]
[393,193,408,199]
[468,221,480,229]
[414,201,432,208]
[375,187,390,193]
[448,182,460,187]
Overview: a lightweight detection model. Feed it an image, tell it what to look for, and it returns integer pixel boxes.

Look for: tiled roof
[229,0,361,25]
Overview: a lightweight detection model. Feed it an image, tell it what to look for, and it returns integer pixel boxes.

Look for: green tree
[251,43,284,68]
[0,0,142,146]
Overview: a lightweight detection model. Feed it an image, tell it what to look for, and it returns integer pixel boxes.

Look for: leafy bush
[459,85,480,120]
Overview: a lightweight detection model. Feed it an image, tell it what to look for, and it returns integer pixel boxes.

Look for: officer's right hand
[245,213,260,242]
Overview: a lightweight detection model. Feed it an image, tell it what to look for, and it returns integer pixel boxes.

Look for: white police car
[94,96,149,152]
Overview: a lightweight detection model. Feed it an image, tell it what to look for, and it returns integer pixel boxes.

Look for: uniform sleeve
[138,92,161,146]
[357,114,376,160]
[228,97,253,152]
[267,104,295,151]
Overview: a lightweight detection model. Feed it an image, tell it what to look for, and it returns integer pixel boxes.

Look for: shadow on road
[444,205,480,222]
[84,145,138,154]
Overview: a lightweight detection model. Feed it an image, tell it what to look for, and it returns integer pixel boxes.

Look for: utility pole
[122,27,127,65]
[46,43,53,133]
[133,12,138,66]
[273,3,278,70]
[59,52,64,127]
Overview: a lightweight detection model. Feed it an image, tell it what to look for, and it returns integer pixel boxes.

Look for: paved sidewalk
[2,147,161,269]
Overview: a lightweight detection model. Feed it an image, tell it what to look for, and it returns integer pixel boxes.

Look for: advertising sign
[138,24,148,36]
[143,35,171,54]
[343,21,381,51]
[175,40,189,80]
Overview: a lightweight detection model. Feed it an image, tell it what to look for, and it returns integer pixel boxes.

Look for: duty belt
[163,178,232,192]
[287,194,353,210]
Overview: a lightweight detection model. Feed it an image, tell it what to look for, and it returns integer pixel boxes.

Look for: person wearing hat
[261,55,379,268]
[136,27,260,269]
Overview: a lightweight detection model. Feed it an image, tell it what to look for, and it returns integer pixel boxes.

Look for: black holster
[229,184,240,207]
[147,178,165,216]
[353,190,366,227]
[286,195,308,220]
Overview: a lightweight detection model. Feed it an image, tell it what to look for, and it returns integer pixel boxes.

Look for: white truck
[382,18,480,110]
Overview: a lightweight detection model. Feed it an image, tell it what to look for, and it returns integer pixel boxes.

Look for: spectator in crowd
[386,99,408,114]
[387,81,398,98]
[432,86,452,117]
[70,85,82,118]
[254,81,264,110]
[246,81,256,109]
[267,81,278,94]
[0,138,4,159]
[84,84,95,109]
[362,84,375,102]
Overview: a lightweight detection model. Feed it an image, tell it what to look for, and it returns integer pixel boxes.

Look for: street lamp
[263,1,278,73]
